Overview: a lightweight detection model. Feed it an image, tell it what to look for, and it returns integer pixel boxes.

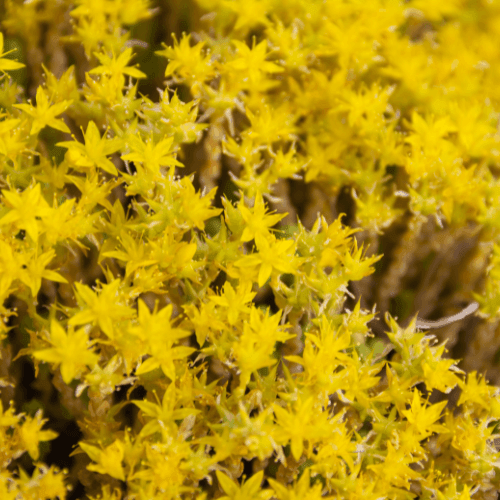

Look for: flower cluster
[0,0,500,499]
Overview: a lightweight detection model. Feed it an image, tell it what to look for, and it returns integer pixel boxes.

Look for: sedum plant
[1,0,500,499]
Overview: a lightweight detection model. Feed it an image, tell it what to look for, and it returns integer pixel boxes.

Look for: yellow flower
[19,410,58,461]
[0,400,20,428]
[0,182,52,243]
[0,32,24,74]
[101,230,158,277]
[89,47,146,80]
[238,191,287,242]
[216,470,273,500]
[0,116,27,162]
[441,163,487,223]
[133,382,200,438]
[22,465,68,500]
[209,280,256,325]
[268,468,324,500]
[156,33,216,86]
[132,301,195,379]
[57,121,123,176]
[367,441,421,489]
[400,390,448,439]
[68,279,136,339]
[234,232,300,287]
[80,439,126,481]
[121,133,183,175]
[0,238,23,294]
[225,38,283,88]
[272,394,334,462]
[457,371,495,411]
[224,0,272,33]
[33,319,99,384]
[179,177,222,230]
[286,315,352,388]
[421,344,462,395]
[13,86,72,135]
[19,248,68,297]
[342,238,382,281]
[233,307,293,384]
[243,102,298,145]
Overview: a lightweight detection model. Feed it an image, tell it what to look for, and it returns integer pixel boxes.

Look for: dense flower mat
[1,0,500,498]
